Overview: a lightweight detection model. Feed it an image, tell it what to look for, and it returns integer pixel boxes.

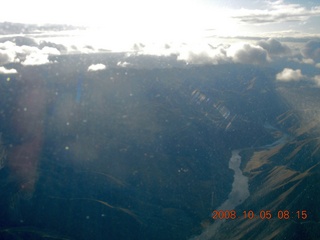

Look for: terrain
[0,53,319,239]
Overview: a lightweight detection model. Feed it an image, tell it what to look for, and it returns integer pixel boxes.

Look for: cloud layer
[1,27,319,88]
[233,1,320,24]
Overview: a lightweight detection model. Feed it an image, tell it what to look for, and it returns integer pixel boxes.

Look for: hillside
[0,53,319,239]
[205,82,320,240]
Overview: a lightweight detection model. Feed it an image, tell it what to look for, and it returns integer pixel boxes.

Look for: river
[190,124,289,240]
[190,150,250,240]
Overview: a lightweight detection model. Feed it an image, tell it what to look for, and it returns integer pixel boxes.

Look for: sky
[1,0,320,41]
[0,0,320,87]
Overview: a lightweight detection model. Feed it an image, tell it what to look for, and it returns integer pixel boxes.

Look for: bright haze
[1,0,320,43]
[0,0,320,86]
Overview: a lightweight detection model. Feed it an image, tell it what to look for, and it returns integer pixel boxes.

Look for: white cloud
[276,68,306,82]
[270,31,319,39]
[87,63,106,72]
[232,1,320,24]
[0,40,61,66]
[302,58,314,65]
[0,41,16,49]
[0,66,17,74]
[0,48,16,65]
[173,41,276,65]
[22,52,49,65]
[177,43,230,64]
[39,41,67,54]
[291,57,315,65]
[227,43,269,65]
[316,63,320,68]
[41,46,61,55]
[313,75,320,86]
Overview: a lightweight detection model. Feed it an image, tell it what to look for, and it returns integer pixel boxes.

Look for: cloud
[8,36,38,47]
[177,44,230,64]
[41,46,61,55]
[117,61,131,67]
[0,22,79,35]
[227,43,269,65]
[0,40,61,66]
[301,40,320,62]
[176,42,274,65]
[39,41,68,54]
[0,48,16,65]
[276,68,306,81]
[22,51,51,65]
[87,63,106,72]
[0,41,17,64]
[290,57,315,65]
[314,75,320,86]
[232,1,320,24]
[257,38,291,57]
[301,58,314,65]
[132,43,146,52]
[316,63,320,68]
[0,66,17,74]
[20,46,60,65]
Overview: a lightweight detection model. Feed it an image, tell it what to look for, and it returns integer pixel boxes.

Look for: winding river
[190,150,250,240]
[191,124,289,240]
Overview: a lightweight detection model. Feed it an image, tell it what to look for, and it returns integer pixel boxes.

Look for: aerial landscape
[0,0,319,239]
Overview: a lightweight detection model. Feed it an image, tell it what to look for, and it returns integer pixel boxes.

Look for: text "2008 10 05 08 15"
[212,210,308,220]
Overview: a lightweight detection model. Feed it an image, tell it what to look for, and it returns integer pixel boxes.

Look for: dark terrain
[0,53,319,239]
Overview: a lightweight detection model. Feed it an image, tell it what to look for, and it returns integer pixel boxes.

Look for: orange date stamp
[212,210,308,220]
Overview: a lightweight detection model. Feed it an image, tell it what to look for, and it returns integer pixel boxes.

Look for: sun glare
[70,1,241,52]
[1,0,244,52]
